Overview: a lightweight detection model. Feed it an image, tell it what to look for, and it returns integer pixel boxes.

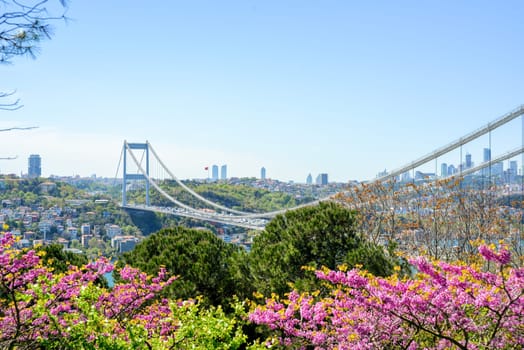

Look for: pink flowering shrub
[0,232,177,348]
[0,232,264,349]
[3,228,522,350]
[250,245,524,349]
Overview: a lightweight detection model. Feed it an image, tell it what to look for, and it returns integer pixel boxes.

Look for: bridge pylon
[122,141,150,207]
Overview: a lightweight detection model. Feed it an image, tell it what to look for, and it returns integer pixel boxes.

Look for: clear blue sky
[1,0,523,182]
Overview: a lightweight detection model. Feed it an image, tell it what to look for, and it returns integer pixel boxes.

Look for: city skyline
[1,1,523,182]
[3,144,523,184]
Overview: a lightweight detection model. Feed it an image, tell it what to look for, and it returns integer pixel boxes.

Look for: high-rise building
[316,173,328,185]
[465,153,472,169]
[483,148,491,163]
[447,164,457,175]
[306,173,313,185]
[28,154,41,178]
[482,148,492,177]
[261,167,266,180]
[221,165,227,180]
[441,163,448,177]
[212,165,219,181]
[509,160,518,182]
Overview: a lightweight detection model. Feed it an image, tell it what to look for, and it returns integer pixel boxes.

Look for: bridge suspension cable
[448,146,524,179]
[125,142,217,214]
[122,105,524,225]
[375,104,524,182]
[146,141,331,218]
[124,142,269,229]
[342,146,524,209]
[113,146,124,187]
[124,142,270,226]
[146,142,254,216]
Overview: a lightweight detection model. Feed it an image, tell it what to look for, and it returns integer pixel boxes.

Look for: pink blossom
[478,245,511,265]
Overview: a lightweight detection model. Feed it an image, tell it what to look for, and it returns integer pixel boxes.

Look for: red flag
[204,166,209,170]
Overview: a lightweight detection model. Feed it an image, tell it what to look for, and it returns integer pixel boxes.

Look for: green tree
[118,227,250,306]
[38,243,87,274]
[249,202,395,296]
[69,239,82,250]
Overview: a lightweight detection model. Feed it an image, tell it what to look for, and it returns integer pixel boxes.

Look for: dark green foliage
[118,227,250,306]
[39,244,88,273]
[113,202,397,307]
[124,208,162,235]
[344,242,394,277]
[249,202,395,296]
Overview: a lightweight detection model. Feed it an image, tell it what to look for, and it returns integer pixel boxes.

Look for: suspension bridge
[117,105,524,230]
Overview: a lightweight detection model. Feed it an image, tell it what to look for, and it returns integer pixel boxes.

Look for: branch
[0,0,69,64]
[0,126,38,132]
[0,90,23,110]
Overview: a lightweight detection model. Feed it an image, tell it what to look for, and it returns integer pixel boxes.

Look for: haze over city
[1,1,523,182]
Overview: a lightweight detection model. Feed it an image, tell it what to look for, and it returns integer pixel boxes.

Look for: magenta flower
[478,245,511,265]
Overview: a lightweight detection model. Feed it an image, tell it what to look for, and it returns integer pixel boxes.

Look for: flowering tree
[250,245,524,349]
[0,232,263,349]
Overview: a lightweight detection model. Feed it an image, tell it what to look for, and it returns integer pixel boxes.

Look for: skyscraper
[483,148,491,162]
[482,148,492,177]
[440,163,448,177]
[316,173,328,185]
[212,165,219,181]
[260,167,266,180]
[465,153,472,169]
[306,173,312,185]
[509,160,518,182]
[28,154,41,178]
[221,165,227,180]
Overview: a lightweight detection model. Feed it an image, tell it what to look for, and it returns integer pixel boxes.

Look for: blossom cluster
[250,245,524,349]
[0,231,267,349]
[0,232,179,348]
[2,228,522,349]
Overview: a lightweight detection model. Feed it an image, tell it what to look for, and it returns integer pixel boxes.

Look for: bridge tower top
[122,141,150,206]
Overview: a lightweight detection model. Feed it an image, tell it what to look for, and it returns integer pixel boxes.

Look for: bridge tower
[122,141,150,206]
